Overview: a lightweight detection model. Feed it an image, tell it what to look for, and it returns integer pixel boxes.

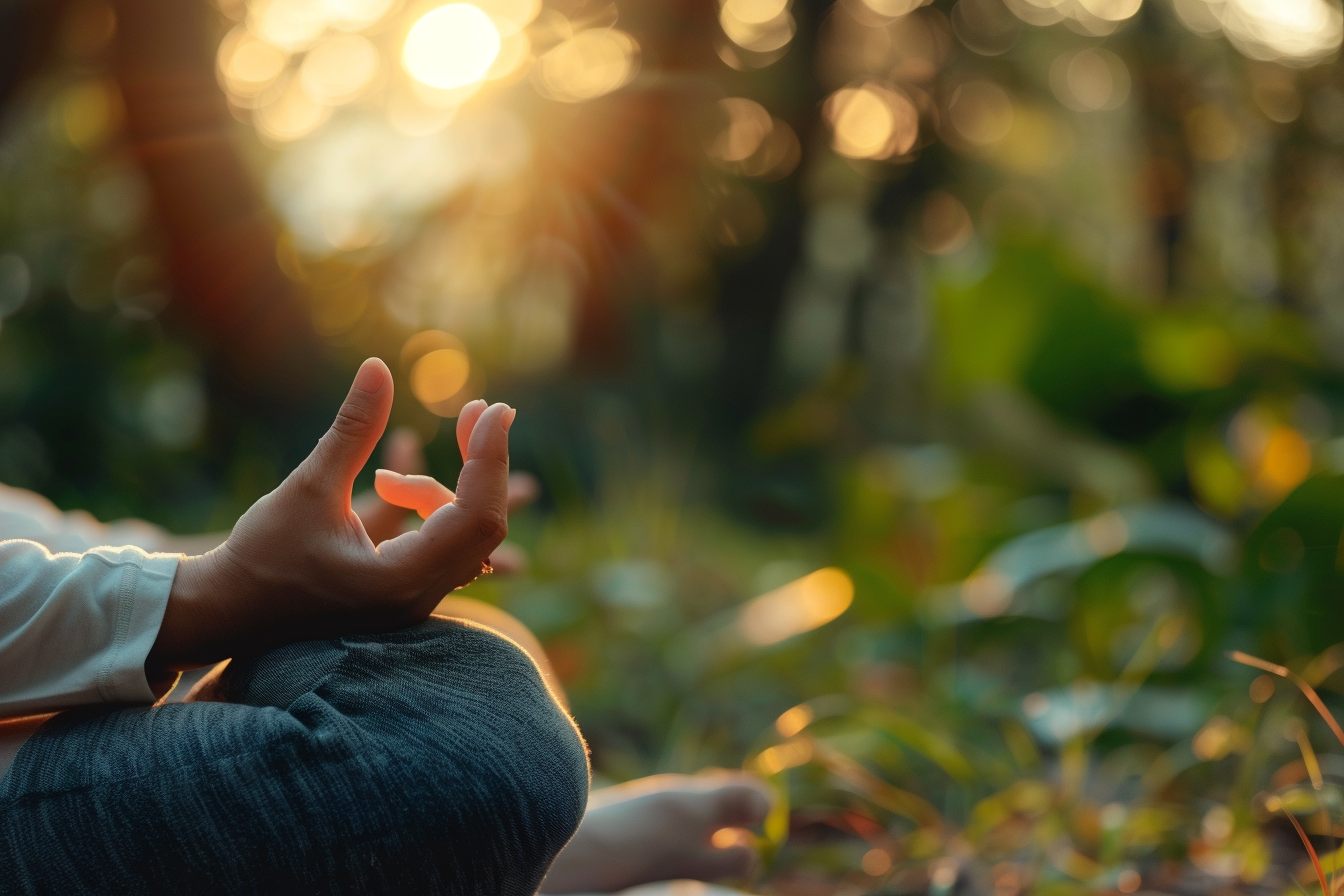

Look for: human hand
[149,358,513,669]
[374,416,539,574]
[351,426,429,546]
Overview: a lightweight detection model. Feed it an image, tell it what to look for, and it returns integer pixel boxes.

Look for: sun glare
[403,4,502,90]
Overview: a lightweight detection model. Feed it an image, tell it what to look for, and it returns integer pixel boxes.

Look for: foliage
[5,0,1344,893]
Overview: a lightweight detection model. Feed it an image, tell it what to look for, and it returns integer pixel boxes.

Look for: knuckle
[329,402,373,442]
[286,466,326,501]
[474,509,508,545]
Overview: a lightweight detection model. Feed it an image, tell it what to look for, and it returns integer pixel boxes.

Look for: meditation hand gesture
[149,358,512,670]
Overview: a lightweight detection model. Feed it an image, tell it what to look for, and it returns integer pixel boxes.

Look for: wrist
[150,551,229,670]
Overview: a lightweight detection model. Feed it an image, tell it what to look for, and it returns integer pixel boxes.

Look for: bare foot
[560,883,756,896]
[541,772,772,894]
[614,884,756,896]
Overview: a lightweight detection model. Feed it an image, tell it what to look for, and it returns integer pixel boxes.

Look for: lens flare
[403,4,502,90]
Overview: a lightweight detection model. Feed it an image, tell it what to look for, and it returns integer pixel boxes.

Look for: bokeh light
[1076,0,1142,22]
[709,99,801,179]
[1218,0,1343,65]
[862,848,893,875]
[1003,0,1141,32]
[217,26,290,104]
[825,82,919,160]
[535,29,639,102]
[918,191,973,254]
[322,0,398,31]
[254,75,332,143]
[710,98,773,163]
[57,80,121,151]
[858,0,929,19]
[410,348,471,403]
[753,738,813,774]
[1049,47,1130,112]
[473,0,542,33]
[738,567,854,645]
[248,0,327,52]
[947,79,1013,146]
[403,330,479,415]
[402,4,502,90]
[720,0,796,54]
[299,33,380,104]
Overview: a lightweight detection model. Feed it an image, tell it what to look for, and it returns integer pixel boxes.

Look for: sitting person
[0,358,767,895]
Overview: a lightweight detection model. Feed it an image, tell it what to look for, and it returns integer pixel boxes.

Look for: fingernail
[353,359,384,393]
[502,406,517,432]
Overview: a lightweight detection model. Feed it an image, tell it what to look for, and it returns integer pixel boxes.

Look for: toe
[686,842,758,882]
[710,778,773,828]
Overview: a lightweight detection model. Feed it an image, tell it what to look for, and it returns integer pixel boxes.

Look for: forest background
[1,0,1343,892]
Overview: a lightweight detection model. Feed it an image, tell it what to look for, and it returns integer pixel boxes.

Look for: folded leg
[0,617,589,896]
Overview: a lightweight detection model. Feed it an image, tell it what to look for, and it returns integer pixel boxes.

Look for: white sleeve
[0,539,179,717]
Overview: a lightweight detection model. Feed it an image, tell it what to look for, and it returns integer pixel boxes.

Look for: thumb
[298,358,394,503]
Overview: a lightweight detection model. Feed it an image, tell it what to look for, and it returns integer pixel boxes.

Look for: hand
[374,420,539,574]
[148,358,513,669]
[352,427,429,547]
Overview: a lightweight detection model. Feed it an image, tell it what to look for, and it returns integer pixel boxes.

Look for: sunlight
[753,738,813,774]
[403,4,502,90]
[299,33,379,104]
[710,98,773,164]
[719,2,795,54]
[254,77,331,143]
[1220,0,1343,65]
[738,567,854,646]
[825,83,919,160]
[535,29,639,103]
[774,704,814,737]
[218,27,290,103]
[410,347,471,405]
[249,0,327,52]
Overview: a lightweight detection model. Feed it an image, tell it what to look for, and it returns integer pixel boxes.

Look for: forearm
[0,540,176,716]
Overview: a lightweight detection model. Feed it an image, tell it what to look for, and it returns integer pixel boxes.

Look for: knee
[432,596,562,703]
[213,619,590,894]
[348,619,590,893]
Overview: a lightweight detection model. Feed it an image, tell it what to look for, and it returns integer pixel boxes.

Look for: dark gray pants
[0,618,590,895]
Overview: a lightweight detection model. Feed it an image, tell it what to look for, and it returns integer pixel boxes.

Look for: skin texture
[539,772,772,895]
[147,358,513,671]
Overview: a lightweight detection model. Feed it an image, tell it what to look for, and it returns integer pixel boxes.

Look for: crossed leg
[432,597,770,895]
[1,618,589,895]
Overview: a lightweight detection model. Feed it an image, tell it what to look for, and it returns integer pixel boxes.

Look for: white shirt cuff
[99,552,180,705]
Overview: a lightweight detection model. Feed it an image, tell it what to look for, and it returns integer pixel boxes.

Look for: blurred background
[4,0,1344,891]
